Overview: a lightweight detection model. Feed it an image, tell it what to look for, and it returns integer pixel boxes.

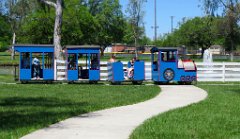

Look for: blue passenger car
[14,44,54,82]
[107,60,145,84]
[66,45,100,83]
[151,47,197,84]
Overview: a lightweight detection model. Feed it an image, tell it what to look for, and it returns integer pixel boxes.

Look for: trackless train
[14,44,197,84]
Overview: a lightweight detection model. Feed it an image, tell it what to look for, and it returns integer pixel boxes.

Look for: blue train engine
[107,57,145,84]
[14,44,54,83]
[151,47,197,84]
[66,45,100,83]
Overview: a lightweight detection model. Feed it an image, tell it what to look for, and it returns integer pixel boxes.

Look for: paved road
[22,85,208,139]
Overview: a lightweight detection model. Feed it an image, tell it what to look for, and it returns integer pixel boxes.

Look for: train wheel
[163,68,175,81]
[154,81,165,85]
[132,81,143,85]
[178,81,184,85]
[185,82,192,85]
[21,81,28,84]
[89,81,98,84]
[112,82,121,85]
[46,80,53,84]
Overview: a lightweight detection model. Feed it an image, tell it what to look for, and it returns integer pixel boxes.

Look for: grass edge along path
[0,84,160,139]
[130,84,240,139]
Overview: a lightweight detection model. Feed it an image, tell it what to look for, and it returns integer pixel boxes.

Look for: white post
[11,33,16,60]
[222,62,225,82]
[54,59,57,80]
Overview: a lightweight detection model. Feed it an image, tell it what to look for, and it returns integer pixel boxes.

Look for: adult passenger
[109,55,116,63]
[22,53,30,69]
[32,57,40,79]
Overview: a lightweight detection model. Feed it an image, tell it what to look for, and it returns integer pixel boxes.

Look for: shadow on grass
[0,97,88,131]
[225,88,240,94]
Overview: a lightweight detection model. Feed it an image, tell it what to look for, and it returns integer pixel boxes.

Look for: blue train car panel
[66,45,100,82]
[151,47,197,83]
[43,69,54,80]
[89,70,100,81]
[68,70,78,81]
[132,61,145,81]
[14,44,54,81]
[20,69,31,80]
[108,61,124,82]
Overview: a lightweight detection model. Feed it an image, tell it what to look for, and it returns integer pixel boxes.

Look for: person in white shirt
[32,57,40,79]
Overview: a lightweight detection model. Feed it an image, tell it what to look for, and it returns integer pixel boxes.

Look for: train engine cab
[151,47,197,84]
[14,44,54,83]
[66,45,100,83]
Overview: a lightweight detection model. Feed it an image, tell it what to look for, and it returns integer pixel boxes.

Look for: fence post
[222,62,225,82]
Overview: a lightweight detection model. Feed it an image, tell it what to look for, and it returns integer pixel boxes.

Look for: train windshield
[161,51,177,62]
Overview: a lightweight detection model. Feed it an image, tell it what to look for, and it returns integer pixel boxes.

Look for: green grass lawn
[130,84,240,139]
[0,84,160,139]
[0,74,15,83]
[0,52,18,65]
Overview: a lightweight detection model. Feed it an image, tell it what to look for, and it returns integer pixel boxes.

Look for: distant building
[209,45,225,55]
[124,46,136,53]
[112,43,126,52]
[104,46,112,53]
[143,45,155,53]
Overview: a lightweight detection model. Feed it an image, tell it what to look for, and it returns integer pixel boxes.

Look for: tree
[126,0,147,57]
[180,17,214,56]
[97,0,125,55]
[39,0,63,60]
[202,0,240,60]
[0,1,4,14]
[159,17,223,57]
[18,9,54,44]
[0,14,11,51]
[61,3,97,45]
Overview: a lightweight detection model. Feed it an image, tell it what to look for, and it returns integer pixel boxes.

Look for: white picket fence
[196,62,240,82]
[56,60,240,82]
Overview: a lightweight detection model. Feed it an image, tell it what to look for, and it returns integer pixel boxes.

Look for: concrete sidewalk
[22,85,208,139]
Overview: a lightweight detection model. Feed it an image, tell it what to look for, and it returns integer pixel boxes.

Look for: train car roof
[65,45,100,49]
[14,44,54,47]
[14,44,54,53]
[151,47,178,53]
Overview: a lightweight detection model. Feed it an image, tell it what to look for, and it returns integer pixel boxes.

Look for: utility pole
[152,0,158,42]
[171,16,174,33]
[154,0,157,41]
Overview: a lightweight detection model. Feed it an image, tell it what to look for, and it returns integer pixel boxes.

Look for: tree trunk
[201,46,206,59]
[100,47,105,56]
[134,37,138,58]
[54,0,63,60]
[230,39,234,61]
[40,0,63,60]
[11,32,16,60]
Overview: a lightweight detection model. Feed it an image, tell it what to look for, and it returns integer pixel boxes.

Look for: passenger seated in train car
[91,57,99,70]
[161,52,167,61]
[127,57,136,79]
[169,51,176,61]
[109,55,116,63]
[68,55,76,70]
[77,54,83,78]
[22,53,30,69]
[32,57,40,79]
[161,51,176,62]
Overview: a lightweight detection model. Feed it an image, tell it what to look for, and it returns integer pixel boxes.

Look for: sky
[119,0,205,40]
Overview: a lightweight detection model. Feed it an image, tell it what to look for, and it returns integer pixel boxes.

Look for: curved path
[22,85,208,139]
